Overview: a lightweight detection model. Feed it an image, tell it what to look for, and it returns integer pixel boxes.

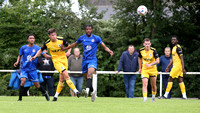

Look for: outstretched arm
[101,42,113,56]
[61,42,78,51]
[14,55,22,67]
[30,49,43,61]
[146,58,160,67]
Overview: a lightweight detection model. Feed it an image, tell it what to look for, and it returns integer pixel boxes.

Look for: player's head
[84,24,93,37]
[48,28,57,41]
[143,38,151,50]
[74,48,80,57]
[171,35,178,45]
[27,34,35,44]
[128,45,135,54]
[164,47,171,57]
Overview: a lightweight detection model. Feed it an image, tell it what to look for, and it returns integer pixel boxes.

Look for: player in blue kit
[61,24,113,102]
[14,34,51,101]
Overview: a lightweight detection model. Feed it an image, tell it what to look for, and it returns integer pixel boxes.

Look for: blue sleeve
[117,53,124,72]
[76,36,82,44]
[19,46,23,55]
[97,36,103,44]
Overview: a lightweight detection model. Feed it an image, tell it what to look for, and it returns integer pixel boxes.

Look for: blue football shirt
[76,34,103,60]
[19,45,44,71]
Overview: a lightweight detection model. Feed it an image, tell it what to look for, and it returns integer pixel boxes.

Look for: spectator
[68,48,83,97]
[157,47,172,99]
[115,45,138,98]
[37,50,55,96]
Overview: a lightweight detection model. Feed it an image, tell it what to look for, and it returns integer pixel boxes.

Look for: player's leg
[86,67,96,102]
[18,70,28,101]
[178,76,187,99]
[150,76,157,102]
[30,70,49,101]
[70,77,76,97]
[142,78,148,102]
[163,76,174,98]
[18,77,27,101]
[53,73,64,101]
[62,70,80,97]
[40,78,47,95]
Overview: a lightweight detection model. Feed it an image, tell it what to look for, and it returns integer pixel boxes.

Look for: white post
[160,73,163,97]
[92,73,98,97]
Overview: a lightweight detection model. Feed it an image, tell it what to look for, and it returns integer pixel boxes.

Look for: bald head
[164,47,171,57]
[74,48,80,57]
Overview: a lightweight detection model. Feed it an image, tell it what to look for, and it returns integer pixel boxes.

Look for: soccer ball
[137,5,148,16]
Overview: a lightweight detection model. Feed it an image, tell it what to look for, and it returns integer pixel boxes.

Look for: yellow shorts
[53,58,68,73]
[170,67,183,78]
[141,68,157,79]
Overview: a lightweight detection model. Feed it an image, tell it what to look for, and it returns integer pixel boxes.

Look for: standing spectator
[37,50,55,96]
[157,47,172,99]
[68,48,83,97]
[115,45,138,98]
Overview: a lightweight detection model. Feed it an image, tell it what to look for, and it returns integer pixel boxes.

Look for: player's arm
[101,42,113,56]
[146,49,159,67]
[42,53,51,59]
[30,49,43,61]
[138,58,142,73]
[165,59,173,72]
[177,46,186,74]
[14,55,22,67]
[61,42,78,51]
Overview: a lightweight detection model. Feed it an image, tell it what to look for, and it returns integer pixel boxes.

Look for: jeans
[40,76,54,96]
[123,74,137,98]
[70,76,84,92]
[162,74,171,98]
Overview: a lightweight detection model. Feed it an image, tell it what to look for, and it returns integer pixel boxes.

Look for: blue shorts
[82,60,97,74]
[20,70,39,82]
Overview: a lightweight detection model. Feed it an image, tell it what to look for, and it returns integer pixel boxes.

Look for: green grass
[0,96,199,113]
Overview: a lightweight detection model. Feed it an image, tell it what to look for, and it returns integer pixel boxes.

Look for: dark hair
[48,28,56,35]
[128,45,134,48]
[84,24,93,30]
[27,34,35,39]
[172,35,178,40]
[144,38,150,42]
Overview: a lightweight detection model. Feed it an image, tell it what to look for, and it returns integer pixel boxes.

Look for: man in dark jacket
[116,45,138,98]
[37,50,55,96]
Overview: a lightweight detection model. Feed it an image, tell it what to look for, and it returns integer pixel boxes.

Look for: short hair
[48,28,56,35]
[128,45,134,48]
[84,24,93,30]
[165,47,171,50]
[27,34,35,39]
[172,35,178,40]
[144,38,151,42]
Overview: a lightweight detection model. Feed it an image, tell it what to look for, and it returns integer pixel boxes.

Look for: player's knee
[168,77,173,82]
[178,77,183,83]
[34,83,40,88]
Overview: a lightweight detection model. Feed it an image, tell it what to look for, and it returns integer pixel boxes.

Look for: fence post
[160,73,162,97]
[92,73,98,97]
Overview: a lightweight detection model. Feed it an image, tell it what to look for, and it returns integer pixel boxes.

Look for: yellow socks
[166,82,173,93]
[143,92,147,102]
[66,78,76,91]
[179,82,186,94]
[56,81,64,94]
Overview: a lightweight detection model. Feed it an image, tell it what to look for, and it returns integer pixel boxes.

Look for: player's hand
[157,72,160,75]
[145,63,151,68]
[30,57,36,62]
[65,52,71,57]
[138,69,142,74]
[14,62,19,67]
[109,50,113,56]
[165,67,169,72]
[183,68,186,74]
[115,71,119,74]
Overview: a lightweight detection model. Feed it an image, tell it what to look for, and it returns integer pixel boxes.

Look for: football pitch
[0,96,199,113]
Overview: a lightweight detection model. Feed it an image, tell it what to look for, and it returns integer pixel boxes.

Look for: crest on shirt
[86,45,92,50]
[61,66,64,69]
[58,44,61,47]
[91,39,95,42]
[149,53,152,56]
[32,49,35,52]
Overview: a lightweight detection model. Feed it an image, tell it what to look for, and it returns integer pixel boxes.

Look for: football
[137,5,148,16]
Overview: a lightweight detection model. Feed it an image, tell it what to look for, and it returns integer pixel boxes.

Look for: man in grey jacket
[68,48,83,97]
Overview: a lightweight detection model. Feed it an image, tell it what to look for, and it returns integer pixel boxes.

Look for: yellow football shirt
[139,47,159,70]
[172,44,183,68]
